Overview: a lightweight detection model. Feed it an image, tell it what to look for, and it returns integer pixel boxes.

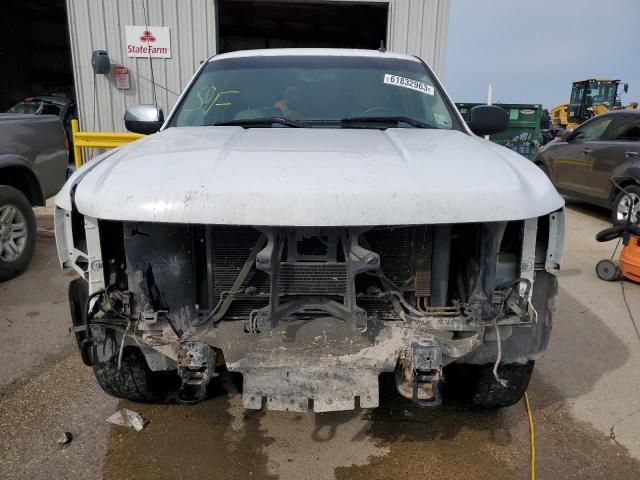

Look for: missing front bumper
[241,366,380,412]
[190,316,480,412]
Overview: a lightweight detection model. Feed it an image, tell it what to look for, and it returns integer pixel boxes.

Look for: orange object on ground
[620,236,640,283]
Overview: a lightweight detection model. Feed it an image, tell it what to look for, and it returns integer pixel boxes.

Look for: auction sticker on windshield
[384,74,434,95]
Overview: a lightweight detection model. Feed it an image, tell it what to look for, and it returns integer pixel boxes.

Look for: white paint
[84,216,105,294]
[56,126,564,227]
[211,48,421,62]
[125,25,171,58]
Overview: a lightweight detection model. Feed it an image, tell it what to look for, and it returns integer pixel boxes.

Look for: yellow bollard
[70,119,143,169]
[71,119,83,169]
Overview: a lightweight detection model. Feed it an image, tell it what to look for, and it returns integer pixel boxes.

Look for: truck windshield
[169,56,458,130]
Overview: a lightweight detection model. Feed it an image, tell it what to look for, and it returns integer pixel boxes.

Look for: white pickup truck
[55,49,564,412]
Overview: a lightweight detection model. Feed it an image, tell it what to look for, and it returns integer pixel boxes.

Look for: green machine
[456,103,546,160]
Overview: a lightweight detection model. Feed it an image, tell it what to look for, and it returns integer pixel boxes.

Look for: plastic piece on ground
[105,408,147,431]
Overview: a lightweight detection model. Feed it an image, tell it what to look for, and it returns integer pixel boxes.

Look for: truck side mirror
[467,105,508,136]
[124,104,164,134]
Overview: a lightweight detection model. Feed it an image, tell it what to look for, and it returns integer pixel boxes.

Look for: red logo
[140,30,156,43]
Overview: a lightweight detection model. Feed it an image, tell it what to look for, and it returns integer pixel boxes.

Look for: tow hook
[395,343,443,407]
[177,341,217,404]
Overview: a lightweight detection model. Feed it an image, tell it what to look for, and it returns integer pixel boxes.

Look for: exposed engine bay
[58,210,563,412]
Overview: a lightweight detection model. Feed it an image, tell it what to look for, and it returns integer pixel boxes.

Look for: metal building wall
[66,0,449,133]
[66,0,216,133]
[388,0,450,77]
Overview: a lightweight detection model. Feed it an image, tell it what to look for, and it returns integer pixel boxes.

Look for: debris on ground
[105,408,147,431]
[57,432,73,445]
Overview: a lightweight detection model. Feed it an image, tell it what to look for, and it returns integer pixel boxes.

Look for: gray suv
[535,110,640,223]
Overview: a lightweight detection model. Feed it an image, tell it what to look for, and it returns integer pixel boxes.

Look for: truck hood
[58,126,564,226]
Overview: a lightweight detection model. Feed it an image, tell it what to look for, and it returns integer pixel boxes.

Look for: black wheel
[596,259,621,281]
[445,361,535,409]
[612,184,640,225]
[0,186,37,282]
[93,346,178,403]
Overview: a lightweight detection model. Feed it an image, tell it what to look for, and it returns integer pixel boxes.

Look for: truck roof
[209,48,421,63]
[0,113,63,124]
[25,95,73,105]
[0,113,40,121]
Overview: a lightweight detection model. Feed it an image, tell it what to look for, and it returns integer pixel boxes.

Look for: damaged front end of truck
[56,203,564,412]
[54,49,566,413]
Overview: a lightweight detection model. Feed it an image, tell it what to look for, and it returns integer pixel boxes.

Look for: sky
[444,0,640,110]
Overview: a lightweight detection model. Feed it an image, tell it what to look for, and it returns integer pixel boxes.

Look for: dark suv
[0,114,68,280]
[534,110,640,223]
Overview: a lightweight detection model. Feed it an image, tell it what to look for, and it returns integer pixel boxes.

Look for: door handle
[582,148,591,155]
[625,151,639,157]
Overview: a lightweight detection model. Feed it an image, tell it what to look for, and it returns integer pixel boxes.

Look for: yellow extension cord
[524,392,536,480]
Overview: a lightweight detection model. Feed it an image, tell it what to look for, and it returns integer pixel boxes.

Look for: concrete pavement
[540,201,640,459]
[0,212,118,479]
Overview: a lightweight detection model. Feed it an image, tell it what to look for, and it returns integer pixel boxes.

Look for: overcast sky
[444,0,640,109]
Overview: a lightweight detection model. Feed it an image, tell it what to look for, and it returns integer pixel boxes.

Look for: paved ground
[1,203,640,479]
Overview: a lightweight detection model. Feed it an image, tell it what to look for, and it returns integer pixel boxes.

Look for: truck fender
[0,154,46,206]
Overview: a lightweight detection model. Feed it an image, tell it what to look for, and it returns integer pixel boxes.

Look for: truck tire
[445,361,534,409]
[0,186,37,281]
[612,185,640,225]
[93,347,176,403]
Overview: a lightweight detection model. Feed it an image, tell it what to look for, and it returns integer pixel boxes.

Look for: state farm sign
[125,26,171,58]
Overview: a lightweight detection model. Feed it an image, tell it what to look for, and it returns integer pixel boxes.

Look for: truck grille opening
[100,221,514,328]
[278,263,347,295]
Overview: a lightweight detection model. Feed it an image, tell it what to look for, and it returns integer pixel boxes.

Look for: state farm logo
[126,25,171,58]
[140,30,156,43]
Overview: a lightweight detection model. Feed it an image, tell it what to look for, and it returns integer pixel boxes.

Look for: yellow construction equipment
[550,79,637,130]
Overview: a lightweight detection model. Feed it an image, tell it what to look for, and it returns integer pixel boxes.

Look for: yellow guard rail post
[71,119,143,169]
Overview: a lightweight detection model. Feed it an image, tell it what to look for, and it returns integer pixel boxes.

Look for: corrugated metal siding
[66,0,216,133]
[387,0,449,75]
[66,0,449,133]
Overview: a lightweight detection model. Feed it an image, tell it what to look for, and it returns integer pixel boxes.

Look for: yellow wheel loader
[550,79,637,130]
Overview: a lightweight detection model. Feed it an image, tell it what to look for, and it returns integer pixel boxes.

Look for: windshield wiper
[211,117,305,128]
[338,116,433,129]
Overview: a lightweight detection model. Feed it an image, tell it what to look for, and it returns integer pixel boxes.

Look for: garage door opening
[0,0,74,111]
[217,1,388,53]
